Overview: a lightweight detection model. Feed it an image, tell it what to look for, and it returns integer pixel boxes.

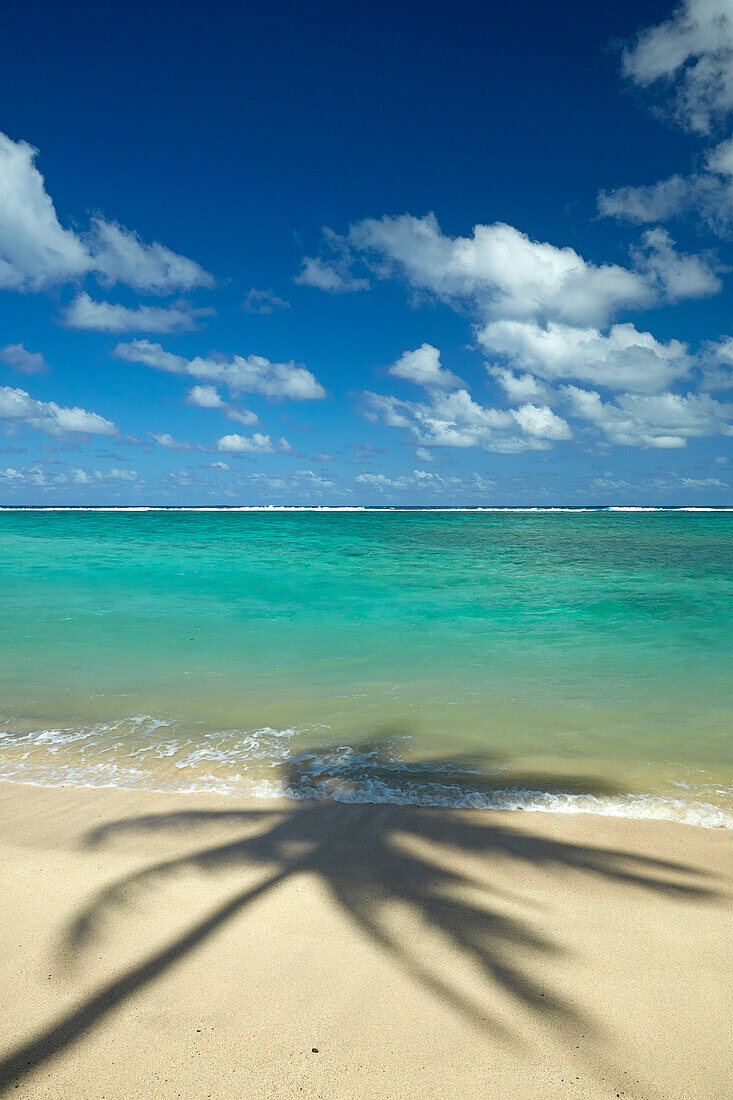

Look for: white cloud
[186,384,224,409]
[592,471,728,493]
[216,432,292,454]
[363,387,571,452]
[0,343,48,375]
[630,228,721,299]
[0,131,213,294]
[295,228,369,293]
[225,407,260,426]
[488,367,551,403]
[563,385,732,447]
[599,143,733,234]
[355,469,450,492]
[0,464,140,490]
[354,468,494,495]
[0,385,118,438]
[598,174,697,225]
[242,288,291,314]
[388,343,463,388]
[149,432,198,452]
[346,213,660,326]
[479,318,691,393]
[0,133,89,291]
[356,472,398,489]
[622,0,733,134]
[699,335,733,388]
[509,403,572,440]
[72,467,139,483]
[304,213,719,336]
[0,464,69,488]
[294,469,335,490]
[85,218,213,295]
[114,339,326,400]
[241,469,338,494]
[295,258,369,293]
[185,384,258,425]
[303,212,725,414]
[62,293,212,333]
[674,475,728,487]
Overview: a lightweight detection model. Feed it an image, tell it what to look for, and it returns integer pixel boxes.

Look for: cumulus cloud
[0,385,118,439]
[388,343,464,389]
[355,472,398,489]
[237,469,339,496]
[185,384,224,409]
[62,293,212,334]
[0,133,89,291]
[217,432,292,454]
[591,471,728,493]
[510,403,572,440]
[86,218,212,295]
[306,213,719,336]
[149,432,199,452]
[0,343,48,375]
[622,0,733,134]
[699,334,733,388]
[354,468,495,496]
[355,469,453,492]
[0,464,140,489]
[631,228,721,299]
[295,257,369,293]
[114,339,326,400]
[302,212,727,424]
[599,141,733,234]
[242,288,291,314]
[185,384,258,425]
[293,469,335,490]
[563,385,732,448]
[0,464,71,488]
[479,319,691,393]
[488,367,551,403]
[601,5,733,234]
[0,132,213,294]
[345,213,659,327]
[72,467,140,484]
[295,228,369,293]
[363,387,572,452]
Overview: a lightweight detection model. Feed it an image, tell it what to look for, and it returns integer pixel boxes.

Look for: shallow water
[0,509,731,826]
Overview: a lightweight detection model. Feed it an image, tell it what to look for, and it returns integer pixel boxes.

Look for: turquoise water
[0,509,731,826]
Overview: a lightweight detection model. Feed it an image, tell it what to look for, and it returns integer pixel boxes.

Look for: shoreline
[0,780,730,1098]
[1,772,730,830]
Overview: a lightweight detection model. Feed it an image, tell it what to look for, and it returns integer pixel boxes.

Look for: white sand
[0,781,730,1098]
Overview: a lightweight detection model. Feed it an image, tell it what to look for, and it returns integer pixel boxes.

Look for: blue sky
[0,0,731,505]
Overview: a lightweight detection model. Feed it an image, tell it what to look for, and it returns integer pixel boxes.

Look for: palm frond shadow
[0,739,720,1094]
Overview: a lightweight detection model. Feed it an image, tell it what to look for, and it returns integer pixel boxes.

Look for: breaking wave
[0,719,730,829]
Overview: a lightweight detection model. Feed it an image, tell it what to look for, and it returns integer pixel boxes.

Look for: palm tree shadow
[0,738,722,1094]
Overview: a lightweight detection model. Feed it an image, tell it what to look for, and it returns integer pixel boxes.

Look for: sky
[0,0,731,506]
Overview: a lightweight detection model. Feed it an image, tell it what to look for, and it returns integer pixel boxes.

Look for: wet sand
[0,781,730,1099]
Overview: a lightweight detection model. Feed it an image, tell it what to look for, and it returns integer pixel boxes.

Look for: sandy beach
[0,782,729,1099]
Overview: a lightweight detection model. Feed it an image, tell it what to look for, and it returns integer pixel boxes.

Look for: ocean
[0,507,731,827]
